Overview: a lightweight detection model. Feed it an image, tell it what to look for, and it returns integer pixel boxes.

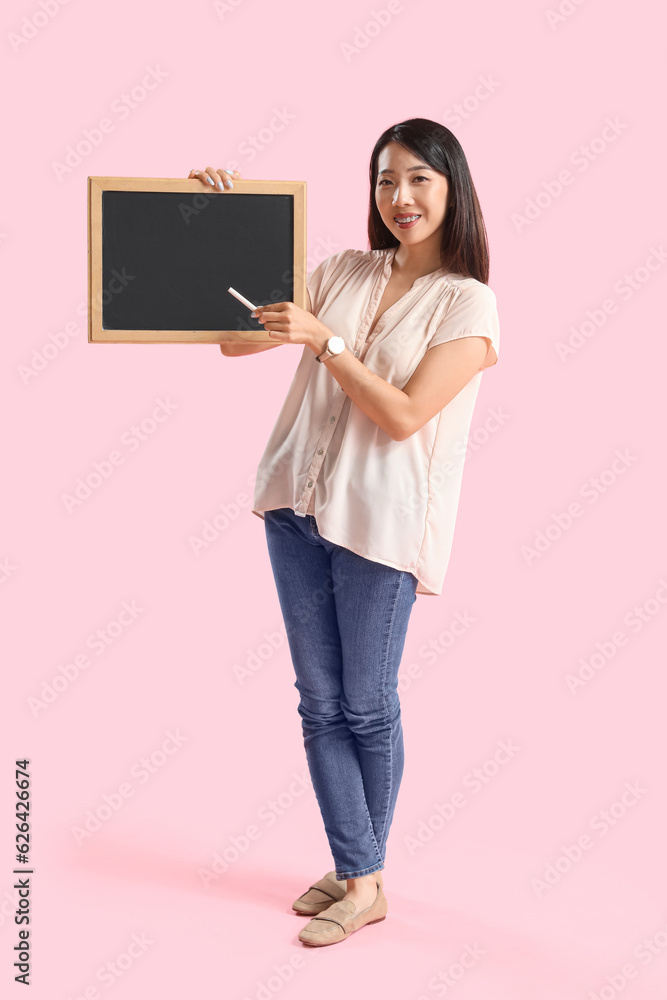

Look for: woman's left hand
[250,302,330,354]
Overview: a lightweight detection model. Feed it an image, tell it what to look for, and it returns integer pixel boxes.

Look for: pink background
[3,0,666,996]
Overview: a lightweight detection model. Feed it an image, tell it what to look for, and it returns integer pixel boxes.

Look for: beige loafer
[298,878,387,947]
[292,871,347,915]
[292,868,384,915]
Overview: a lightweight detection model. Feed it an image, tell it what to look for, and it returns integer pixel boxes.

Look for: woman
[189,118,500,947]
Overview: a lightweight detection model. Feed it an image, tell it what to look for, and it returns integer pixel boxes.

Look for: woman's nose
[392,184,413,205]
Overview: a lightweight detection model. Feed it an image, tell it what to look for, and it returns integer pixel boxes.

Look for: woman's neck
[391,243,445,280]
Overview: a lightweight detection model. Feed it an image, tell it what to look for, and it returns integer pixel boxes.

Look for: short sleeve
[427,282,499,371]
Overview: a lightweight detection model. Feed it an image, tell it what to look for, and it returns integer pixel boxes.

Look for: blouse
[250,246,500,596]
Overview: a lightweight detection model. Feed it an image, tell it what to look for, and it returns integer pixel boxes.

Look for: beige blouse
[251,246,500,596]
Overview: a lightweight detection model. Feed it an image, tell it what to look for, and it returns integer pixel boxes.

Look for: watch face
[329,336,345,353]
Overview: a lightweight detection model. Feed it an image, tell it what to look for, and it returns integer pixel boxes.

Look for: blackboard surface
[101,190,294,332]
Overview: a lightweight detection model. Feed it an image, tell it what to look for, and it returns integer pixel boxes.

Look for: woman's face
[375,141,449,248]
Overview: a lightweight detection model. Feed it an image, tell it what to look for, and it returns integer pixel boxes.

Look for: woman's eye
[378,176,428,185]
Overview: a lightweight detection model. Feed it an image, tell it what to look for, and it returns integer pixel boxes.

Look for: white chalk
[228,286,259,312]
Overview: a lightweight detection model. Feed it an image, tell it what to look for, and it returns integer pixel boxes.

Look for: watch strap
[316,336,344,363]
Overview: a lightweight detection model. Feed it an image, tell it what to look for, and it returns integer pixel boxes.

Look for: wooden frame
[87,176,307,344]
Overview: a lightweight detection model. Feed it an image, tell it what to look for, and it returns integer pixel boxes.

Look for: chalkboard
[87,176,307,344]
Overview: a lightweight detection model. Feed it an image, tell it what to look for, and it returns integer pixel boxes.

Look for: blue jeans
[263,507,418,880]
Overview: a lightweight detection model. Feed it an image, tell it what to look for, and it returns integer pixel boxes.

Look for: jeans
[263,506,418,880]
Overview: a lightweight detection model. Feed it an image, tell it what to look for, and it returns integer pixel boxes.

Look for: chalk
[228,286,258,313]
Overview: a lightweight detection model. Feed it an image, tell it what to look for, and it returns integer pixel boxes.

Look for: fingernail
[225,179,234,189]
[206,176,215,186]
[250,311,257,318]
[217,181,224,190]
[223,169,235,176]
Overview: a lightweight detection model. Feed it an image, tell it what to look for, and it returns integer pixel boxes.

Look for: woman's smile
[393,213,421,229]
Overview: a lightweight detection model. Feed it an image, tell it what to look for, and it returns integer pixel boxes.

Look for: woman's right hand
[187,166,243,191]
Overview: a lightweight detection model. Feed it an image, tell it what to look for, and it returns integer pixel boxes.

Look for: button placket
[296,254,393,515]
[295,392,346,513]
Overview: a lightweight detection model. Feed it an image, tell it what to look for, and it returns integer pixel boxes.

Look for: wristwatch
[315,335,346,363]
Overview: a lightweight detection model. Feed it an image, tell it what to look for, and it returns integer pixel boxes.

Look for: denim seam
[330,553,383,873]
[375,571,403,856]
[351,729,383,870]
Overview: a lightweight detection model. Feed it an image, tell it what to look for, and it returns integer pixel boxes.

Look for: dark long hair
[367,118,490,284]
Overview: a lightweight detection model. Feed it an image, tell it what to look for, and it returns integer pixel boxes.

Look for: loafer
[292,871,347,915]
[292,868,384,915]
[297,878,387,947]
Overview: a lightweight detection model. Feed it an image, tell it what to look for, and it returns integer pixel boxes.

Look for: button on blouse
[251,247,500,596]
